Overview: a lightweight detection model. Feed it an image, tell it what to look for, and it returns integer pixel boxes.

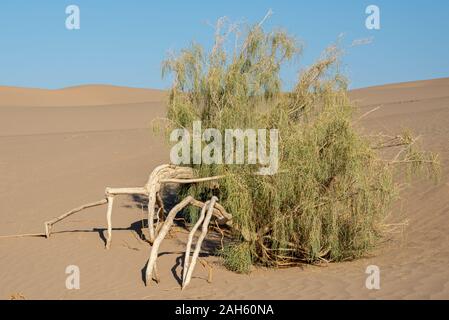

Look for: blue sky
[0,0,448,89]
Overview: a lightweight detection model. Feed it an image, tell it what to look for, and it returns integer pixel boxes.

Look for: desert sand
[0,79,448,299]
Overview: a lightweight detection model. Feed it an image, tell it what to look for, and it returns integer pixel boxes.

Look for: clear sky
[0,0,448,89]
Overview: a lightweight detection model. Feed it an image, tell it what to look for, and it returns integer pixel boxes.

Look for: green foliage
[160,19,439,269]
[220,242,253,274]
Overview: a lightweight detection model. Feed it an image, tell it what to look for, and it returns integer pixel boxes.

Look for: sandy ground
[0,80,448,300]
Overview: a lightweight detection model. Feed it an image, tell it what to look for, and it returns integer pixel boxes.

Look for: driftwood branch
[44,199,108,238]
[145,196,194,285]
[182,196,218,290]
[183,201,209,284]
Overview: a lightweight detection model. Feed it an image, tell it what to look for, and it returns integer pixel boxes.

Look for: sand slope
[0,85,166,107]
[0,79,448,299]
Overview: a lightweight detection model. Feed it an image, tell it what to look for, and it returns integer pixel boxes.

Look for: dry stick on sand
[145,195,221,287]
[3,198,109,240]
[182,196,218,290]
[145,196,195,286]
[183,201,210,284]
[44,199,108,238]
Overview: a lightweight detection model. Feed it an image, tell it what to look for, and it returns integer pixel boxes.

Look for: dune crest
[0,85,166,107]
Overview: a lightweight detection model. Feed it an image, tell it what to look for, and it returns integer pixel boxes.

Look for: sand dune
[0,79,448,299]
[0,85,166,107]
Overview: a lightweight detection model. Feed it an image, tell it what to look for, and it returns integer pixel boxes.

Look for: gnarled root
[145,195,223,288]
[183,201,209,284]
[145,196,195,286]
[103,165,194,248]
[182,196,218,290]
[144,165,193,243]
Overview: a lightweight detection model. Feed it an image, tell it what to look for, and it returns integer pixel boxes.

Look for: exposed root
[145,196,194,286]
[183,201,209,284]
[182,196,218,290]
